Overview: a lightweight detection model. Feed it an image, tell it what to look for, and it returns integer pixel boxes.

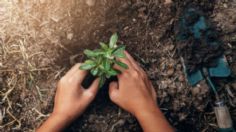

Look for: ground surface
[0,0,236,132]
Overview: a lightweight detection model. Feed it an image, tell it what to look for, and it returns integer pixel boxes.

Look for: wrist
[37,113,72,132]
[135,105,161,119]
[134,105,174,132]
[51,111,74,124]
[134,102,161,118]
[49,112,73,128]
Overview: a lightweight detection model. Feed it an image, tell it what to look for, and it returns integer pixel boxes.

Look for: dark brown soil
[0,0,236,132]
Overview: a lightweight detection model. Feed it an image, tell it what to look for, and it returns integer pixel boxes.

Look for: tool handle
[214,106,234,131]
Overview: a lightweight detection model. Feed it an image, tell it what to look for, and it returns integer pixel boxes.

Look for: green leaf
[107,69,120,76]
[97,69,104,76]
[99,42,108,50]
[80,64,95,70]
[84,60,96,64]
[112,45,126,58]
[104,50,114,59]
[99,75,106,88]
[79,60,96,70]
[84,49,104,57]
[105,74,111,78]
[114,61,128,69]
[97,55,103,65]
[93,49,104,54]
[102,59,111,71]
[84,49,97,57]
[109,33,118,48]
[99,64,105,71]
[91,68,99,76]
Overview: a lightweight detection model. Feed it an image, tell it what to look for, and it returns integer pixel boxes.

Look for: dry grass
[0,0,82,131]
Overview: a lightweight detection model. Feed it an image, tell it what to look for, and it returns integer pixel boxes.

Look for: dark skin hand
[37,51,174,132]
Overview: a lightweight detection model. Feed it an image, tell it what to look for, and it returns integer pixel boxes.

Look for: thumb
[109,82,119,103]
[84,78,100,100]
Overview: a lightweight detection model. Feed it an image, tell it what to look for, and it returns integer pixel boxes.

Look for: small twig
[36,85,43,102]
[109,119,125,132]
[6,106,21,130]
[54,67,66,79]
[32,108,50,121]
[56,43,72,54]
[225,85,235,98]
[2,75,17,102]
[0,109,3,125]
[0,120,14,129]
[0,74,21,129]
[28,52,44,59]
[208,123,218,128]
[227,94,236,107]
[30,67,51,72]
[2,87,14,102]
[0,97,21,129]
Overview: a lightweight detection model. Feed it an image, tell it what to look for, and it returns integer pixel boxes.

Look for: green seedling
[79,33,128,87]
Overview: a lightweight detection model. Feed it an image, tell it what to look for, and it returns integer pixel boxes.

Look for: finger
[124,51,148,81]
[115,54,133,70]
[69,68,88,85]
[124,51,143,71]
[65,63,82,77]
[113,58,133,73]
[109,82,119,103]
[85,78,100,98]
[150,84,157,102]
[124,51,136,64]
[113,64,126,73]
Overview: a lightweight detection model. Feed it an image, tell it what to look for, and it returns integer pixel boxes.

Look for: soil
[0,0,236,132]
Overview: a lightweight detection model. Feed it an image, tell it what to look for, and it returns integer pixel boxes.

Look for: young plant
[79,33,128,87]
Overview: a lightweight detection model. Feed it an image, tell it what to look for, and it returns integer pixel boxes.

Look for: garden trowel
[178,7,235,132]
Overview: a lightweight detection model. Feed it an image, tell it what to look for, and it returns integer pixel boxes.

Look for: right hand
[109,51,157,116]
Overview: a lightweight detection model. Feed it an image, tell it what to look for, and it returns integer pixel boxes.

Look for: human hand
[53,63,99,122]
[108,51,157,116]
[108,51,173,132]
[37,64,99,132]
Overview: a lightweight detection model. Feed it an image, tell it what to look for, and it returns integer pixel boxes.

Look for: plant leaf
[84,49,97,57]
[97,55,103,65]
[100,42,108,50]
[84,60,96,64]
[93,49,104,54]
[103,59,111,71]
[79,64,95,70]
[91,68,99,76]
[109,33,118,48]
[105,74,111,78]
[79,60,96,70]
[114,60,128,69]
[84,49,104,57]
[107,69,120,76]
[112,45,126,58]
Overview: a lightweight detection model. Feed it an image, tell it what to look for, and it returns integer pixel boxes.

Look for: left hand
[37,63,99,132]
[53,63,100,122]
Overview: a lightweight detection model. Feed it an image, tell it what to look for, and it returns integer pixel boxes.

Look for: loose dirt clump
[0,0,235,132]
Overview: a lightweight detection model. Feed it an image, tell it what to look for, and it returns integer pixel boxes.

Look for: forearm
[37,113,72,132]
[135,106,174,132]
